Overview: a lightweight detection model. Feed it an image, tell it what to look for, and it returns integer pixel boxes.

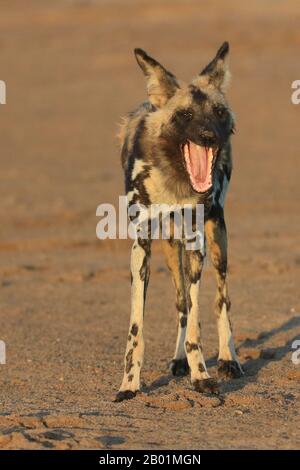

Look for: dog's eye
[181,110,193,121]
[172,109,193,125]
[215,107,226,118]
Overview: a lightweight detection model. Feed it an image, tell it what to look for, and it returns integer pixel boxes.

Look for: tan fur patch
[205,219,226,270]
[144,167,198,206]
[162,239,184,289]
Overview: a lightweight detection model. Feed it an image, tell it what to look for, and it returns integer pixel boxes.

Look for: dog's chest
[144,167,199,206]
[127,159,228,212]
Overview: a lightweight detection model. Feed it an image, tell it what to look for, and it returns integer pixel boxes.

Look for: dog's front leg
[185,249,219,394]
[115,237,151,402]
[205,207,243,379]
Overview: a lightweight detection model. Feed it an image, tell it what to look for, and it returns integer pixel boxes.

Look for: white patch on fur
[127,161,147,205]
[217,302,243,372]
[173,312,186,360]
[119,240,148,392]
[132,159,145,180]
[185,281,210,381]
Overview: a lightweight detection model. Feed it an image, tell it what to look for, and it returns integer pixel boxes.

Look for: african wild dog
[115,42,244,402]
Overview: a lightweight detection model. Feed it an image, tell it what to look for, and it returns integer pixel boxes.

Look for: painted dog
[115,42,243,402]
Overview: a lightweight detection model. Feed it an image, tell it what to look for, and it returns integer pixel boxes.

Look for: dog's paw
[192,378,220,395]
[217,360,244,380]
[114,390,138,403]
[169,358,189,376]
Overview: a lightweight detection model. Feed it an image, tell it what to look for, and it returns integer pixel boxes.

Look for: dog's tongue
[188,142,208,182]
[183,141,213,193]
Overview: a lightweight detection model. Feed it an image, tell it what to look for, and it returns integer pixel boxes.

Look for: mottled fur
[115,42,243,403]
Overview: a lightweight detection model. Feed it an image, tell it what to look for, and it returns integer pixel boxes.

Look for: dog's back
[119,102,152,170]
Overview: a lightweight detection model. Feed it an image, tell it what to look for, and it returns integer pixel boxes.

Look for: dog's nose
[199,127,215,139]
[202,130,215,138]
[199,129,216,146]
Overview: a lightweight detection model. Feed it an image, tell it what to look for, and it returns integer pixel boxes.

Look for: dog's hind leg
[162,239,189,376]
[205,206,243,380]
[184,249,219,394]
[115,236,151,402]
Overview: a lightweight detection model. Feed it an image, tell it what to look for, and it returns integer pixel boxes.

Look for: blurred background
[0,0,299,450]
[1,0,300,241]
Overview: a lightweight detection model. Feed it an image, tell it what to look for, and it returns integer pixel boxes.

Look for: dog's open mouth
[182,141,214,193]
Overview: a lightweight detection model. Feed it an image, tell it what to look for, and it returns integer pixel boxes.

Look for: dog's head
[134,42,235,194]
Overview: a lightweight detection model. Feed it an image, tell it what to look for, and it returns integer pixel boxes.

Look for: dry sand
[0,0,299,449]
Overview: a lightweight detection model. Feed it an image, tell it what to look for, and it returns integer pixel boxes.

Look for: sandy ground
[0,0,300,450]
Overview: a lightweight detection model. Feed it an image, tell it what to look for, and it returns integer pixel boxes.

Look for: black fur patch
[176,290,187,314]
[208,204,226,232]
[185,250,204,284]
[189,85,207,104]
[169,358,189,376]
[125,349,134,374]
[139,255,148,281]
[132,166,151,206]
[137,237,151,257]
[130,323,138,336]
[125,118,146,194]
[217,296,231,312]
[193,378,219,395]
[185,341,198,353]
[114,390,137,403]
[217,359,243,380]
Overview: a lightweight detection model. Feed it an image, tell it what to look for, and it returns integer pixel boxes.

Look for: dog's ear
[199,41,230,92]
[134,48,179,108]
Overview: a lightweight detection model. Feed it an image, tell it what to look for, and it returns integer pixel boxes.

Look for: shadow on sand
[143,315,300,395]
